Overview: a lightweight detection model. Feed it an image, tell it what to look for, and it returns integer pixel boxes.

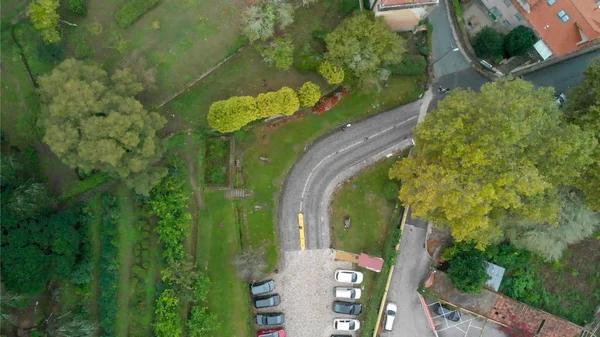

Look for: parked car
[250,280,275,296]
[334,270,363,284]
[333,318,360,331]
[333,301,363,315]
[257,328,286,337]
[433,303,461,322]
[335,287,362,300]
[256,313,285,326]
[254,294,281,308]
[384,302,397,331]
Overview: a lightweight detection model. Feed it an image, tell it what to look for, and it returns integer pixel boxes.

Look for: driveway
[271,249,357,337]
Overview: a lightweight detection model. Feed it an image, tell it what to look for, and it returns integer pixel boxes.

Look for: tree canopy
[241,0,294,42]
[389,79,597,246]
[256,35,294,70]
[472,26,504,61]
[38,59,167,194]
[564,58,600,210]
[28,0,61,44]
[503,25,537,57]
[324,11,406,87]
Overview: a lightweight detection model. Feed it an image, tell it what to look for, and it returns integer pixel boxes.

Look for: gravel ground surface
[424,299,510,337]
[271,249,358,337]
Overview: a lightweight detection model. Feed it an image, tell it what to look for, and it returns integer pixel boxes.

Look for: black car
[250,280,275,296]
[254,294,281,308]
[332,301,363,315]
[433,303,461,322]
[256,313,285,326]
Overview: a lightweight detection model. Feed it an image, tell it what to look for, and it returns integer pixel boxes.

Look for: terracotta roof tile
[511,0,600,57]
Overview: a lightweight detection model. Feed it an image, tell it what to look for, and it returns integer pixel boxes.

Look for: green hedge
[116,0,160,28]
[389,55,427,75]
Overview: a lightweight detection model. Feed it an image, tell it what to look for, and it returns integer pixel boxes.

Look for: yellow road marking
[298,213,306,251]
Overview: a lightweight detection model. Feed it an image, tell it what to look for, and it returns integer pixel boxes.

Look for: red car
[257,328,286,337]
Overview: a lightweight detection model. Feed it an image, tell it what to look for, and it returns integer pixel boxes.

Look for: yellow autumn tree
[389,79,597,246]
[28,0,61,44]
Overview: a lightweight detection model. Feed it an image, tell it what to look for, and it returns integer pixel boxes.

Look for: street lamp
[431,46,460,67]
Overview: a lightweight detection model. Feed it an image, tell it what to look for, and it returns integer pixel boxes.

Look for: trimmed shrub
[208,96,259,133]
[116,0,160,28]
[69,0,87,16]
[297,82,321,107]
[388,54,427,75]
[318,61,344,84]
[256,86,299,117]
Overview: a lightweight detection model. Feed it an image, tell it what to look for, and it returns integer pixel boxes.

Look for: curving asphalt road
[278,94,432,250]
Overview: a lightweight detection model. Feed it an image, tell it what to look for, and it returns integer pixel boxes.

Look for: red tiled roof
[380,0,435,8]
[512,0,600,57]
[358,253,384,272]
[490,295,583,337]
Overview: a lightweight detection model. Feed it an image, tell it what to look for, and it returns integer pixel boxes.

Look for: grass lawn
[239,75,424,268]
[87,195,104,329]
[59,0,247,105]
[196,192,253,337]
[331,157,401,256]
[114,185,138,337]
[158,0,350,130]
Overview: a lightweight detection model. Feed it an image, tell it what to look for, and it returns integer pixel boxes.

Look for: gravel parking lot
[270,249,358,336]
[424,299,510,337]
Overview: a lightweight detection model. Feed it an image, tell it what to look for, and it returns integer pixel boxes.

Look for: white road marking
[298,115,417,210]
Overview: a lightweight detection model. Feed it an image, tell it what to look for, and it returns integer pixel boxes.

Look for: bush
[472,26,505,61]
[294,43,322,73]
[445,242,490,293]
[98,193,120,335]
[318,61,344,84]
[60,172,114,201]
[256,36,294,70]
[115,0,160,28]
[297,82,321,107]
[37,42,63,63]
[389,55,427,75]
[503,25,537,57]
[383,181,400,201]
[311,29,328,41]
[69,0,87,16]
[338,0,359,15]
[207,96,259,133]
[256,86,299,117]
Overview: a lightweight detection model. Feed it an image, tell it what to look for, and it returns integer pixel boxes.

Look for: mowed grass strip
[115,185,138,337]
[196,192,252,337]
[240,75,424,268]
[87,195,104,328]
[331,157,399,255]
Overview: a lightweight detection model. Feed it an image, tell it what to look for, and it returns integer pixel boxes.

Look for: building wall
[480,0,530,32]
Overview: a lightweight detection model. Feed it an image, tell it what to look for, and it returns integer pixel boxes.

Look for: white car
[333,318,361,331]
[384,302,397,331]
[335,287,362,299]
[334,270,364,284]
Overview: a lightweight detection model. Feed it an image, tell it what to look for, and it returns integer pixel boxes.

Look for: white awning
[534,40,553,60]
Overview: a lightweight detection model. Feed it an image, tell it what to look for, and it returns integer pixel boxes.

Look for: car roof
[386,302,397,311]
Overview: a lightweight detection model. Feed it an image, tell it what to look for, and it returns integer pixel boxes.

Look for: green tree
[503,25,537,57]
[503,189,600,261]
[161,261,211,302]
[207,96,259,133]
[38,59,167,194]
[154,289,182,337]
[297,82,321,107]
[187,306,217,337]
[28,0,61,44]
[241,0,294,42]
[318,61,344,84]
[472,26,505,61]
[444,242,490,293]
[389,79,597,246]
[564,58,600,210]
[324,11,406,87]
[256,35,294,70]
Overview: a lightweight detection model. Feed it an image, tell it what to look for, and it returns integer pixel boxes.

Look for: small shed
[484,262,506,292]
[358,253,384,273]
